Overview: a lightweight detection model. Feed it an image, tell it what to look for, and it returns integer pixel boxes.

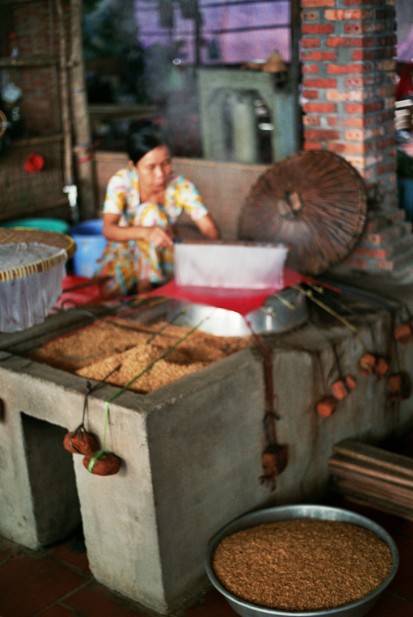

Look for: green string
[87,449,105,473]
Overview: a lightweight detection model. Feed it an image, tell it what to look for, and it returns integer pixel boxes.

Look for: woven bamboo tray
[0,228,76,283]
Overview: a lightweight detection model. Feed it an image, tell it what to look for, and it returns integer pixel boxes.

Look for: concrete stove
[0,286,413,614]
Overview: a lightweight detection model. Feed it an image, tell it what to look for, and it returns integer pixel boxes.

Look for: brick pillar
[300,0,413,277]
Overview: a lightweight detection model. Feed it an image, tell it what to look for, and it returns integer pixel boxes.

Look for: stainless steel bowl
[205,504,399,617]
[167,287,308,337]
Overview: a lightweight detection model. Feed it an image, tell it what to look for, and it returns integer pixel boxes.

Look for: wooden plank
[331,474,413,509]
[332,439,413,479]
[329,454,413,489]
[333,489,413,522]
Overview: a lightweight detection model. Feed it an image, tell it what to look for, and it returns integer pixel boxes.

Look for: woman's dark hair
[127,120,170,164]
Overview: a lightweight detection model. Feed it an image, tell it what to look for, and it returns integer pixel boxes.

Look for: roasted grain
[212,519,393,611]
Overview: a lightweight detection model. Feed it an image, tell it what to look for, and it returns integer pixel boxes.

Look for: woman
[95,120,220,295]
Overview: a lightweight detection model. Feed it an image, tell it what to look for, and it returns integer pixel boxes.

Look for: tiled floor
[1,468,413,616]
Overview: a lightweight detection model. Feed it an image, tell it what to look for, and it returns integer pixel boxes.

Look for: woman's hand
[102,214,173,248]
[144,226,174,249]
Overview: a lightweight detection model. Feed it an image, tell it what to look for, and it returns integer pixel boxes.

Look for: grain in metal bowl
[205,504,398,617]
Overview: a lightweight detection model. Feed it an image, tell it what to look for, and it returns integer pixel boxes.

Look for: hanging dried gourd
[63,424,99,455]
[83,450,122,476]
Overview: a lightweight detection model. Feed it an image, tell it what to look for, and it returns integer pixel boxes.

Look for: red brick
[302,10,320,20]
[375,136,397,150]
[304,129,340,141]
[342,256,371,270]
[301,37,321,48]
[345,22,385,35]
[344,129,372,141]
[302,89,320,100]
[377,164,397,177]
[302,64,321,74]
[364,232,391,245]
[344,101,384,114]
[302,102,337,113]
[342,0,376,5]
[301,50,337,61]
[377,59,397,71]
[303,142,323,151]
[301,0,335,6]
[351,49,382,60]
[327,89,367,102]
[328,142,348,155]
[301,24,335,34]
[303,78,337,88]
[342,117,365,127]
[352,245,393,259]
[324,8,369,19]
[334,142,371,154]
[302,116,321,126]
[327,36,376,48]
[344,76,376,87]
[327,63,371,74]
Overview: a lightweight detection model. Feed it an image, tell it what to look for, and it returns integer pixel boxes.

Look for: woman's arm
[193,213,221,239]
[102,213,173,248]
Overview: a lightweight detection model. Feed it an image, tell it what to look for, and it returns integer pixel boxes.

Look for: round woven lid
[238,150,367,275]
[0,228,76,282]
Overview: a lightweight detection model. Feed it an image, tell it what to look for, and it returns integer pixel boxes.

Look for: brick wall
[301,0,397,210]
[301,0,413,277]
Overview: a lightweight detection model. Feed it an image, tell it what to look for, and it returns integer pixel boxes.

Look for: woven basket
[0,228,75,283]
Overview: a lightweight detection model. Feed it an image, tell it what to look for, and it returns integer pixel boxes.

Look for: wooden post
[69,0,97,219]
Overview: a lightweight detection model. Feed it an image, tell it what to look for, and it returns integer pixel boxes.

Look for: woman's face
[135,145,172,197]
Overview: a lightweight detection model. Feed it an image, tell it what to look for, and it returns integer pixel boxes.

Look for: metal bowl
[167,287,308,337]
[205,504,399,617]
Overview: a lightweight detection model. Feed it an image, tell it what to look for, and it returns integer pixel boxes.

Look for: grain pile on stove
[30,317,252,393]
